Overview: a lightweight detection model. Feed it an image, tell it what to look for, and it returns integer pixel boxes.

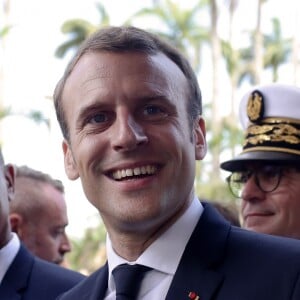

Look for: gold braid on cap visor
[243,117,300,155]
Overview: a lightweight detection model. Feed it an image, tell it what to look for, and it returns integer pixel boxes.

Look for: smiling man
[221,83,300,239]
[54,26,300,300]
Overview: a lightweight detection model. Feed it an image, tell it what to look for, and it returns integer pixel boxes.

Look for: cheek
[240,200,246,212]
[280,194,300,216]
[273,181,299,211]
[162,122,192,149]
[73,138,104,171]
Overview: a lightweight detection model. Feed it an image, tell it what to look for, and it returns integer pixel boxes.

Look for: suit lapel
[166,202,231,300]
[72,263,108,300]
[0,245,34,300]
[89,263,108,300]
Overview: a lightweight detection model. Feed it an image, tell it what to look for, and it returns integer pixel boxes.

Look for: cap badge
[247,90,264,123]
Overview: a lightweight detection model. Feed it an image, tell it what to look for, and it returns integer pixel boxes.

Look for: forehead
[62,50,188,102]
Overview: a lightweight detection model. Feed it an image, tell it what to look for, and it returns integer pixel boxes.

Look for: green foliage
[55,20,95,58]
[127,0,209,72]
[66,220,107,274]
[264,17,291,81]
[0,25,11,39]
[55,2,110,58]
[25,110,50,128]
[0,107,11,119]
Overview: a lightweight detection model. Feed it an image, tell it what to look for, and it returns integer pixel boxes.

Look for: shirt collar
[0,232,20,283]
[106,197,203,276]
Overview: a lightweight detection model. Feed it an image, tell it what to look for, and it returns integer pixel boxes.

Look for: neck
[107,197,193,261]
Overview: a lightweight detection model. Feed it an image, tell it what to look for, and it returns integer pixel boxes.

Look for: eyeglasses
[226,165,283,198]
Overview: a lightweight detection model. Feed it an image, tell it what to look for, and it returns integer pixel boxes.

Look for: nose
[112,114,148,151]
[241,175,265,203]
[60,233,71,254]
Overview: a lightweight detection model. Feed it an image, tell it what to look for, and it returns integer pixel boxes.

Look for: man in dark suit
[0,151,85,299]
[53,25,300,299]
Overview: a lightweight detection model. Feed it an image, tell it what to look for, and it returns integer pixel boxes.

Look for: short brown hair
[15,165,64,193]
[10,165,65,218]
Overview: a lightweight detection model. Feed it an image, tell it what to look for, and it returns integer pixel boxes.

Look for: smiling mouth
[111,165,158,181]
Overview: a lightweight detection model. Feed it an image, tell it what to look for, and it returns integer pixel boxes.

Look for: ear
[193,116,207,160]
[9,213,23,235]
[62,140,79,180]
[5,163,15,202]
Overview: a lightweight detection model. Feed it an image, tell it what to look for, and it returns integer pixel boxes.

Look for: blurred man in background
[221,83,300,239]
[9,165,71,265]
[0,151,85,299]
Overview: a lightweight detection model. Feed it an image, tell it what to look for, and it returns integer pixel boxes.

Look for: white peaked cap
[220,83,300,172]
[239,83,300,129]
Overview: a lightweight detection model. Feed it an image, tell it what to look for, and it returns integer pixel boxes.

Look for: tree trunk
[210,0,222,179]
[291,2,300,85]
[253,0,264,84]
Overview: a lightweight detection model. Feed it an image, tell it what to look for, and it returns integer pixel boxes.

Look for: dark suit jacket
[57,202,300,300]
[0,244,85,300]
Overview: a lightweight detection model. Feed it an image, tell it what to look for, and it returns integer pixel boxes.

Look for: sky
[1,0,299,238]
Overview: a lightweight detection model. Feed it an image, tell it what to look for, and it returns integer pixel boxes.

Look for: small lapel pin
[188,291,200,300]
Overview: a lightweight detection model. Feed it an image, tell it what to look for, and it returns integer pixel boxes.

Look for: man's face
[241,163,300,239]
[62,51,206,235]
[18,182,71,264]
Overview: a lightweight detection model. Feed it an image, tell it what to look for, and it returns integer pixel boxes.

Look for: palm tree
[252,0,265,84]
[238,16,290,85]
[264,18,291,82]
[289,1,300,85]
[209,0,223,181]
[127,0,209,72]
[55,2,110,58]
[223,0,239,119]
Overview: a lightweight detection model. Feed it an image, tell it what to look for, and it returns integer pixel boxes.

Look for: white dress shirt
[104,197,203,300]
[0,232,20,284]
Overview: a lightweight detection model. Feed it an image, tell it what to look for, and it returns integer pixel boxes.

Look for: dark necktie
[112,264,151,300]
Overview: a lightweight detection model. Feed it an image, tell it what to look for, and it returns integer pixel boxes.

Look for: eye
[89,113,108,124]
[52,228,65,238]
[240,172,251,183]
[142,105,168,119]
[144,105,161,114]
[232,172,250,183]
[260,165,281,179]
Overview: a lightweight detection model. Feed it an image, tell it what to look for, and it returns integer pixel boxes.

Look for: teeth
[141,166,146,174]
[126,169,133,176]
[112,165,157,180]
[133,167,141,175]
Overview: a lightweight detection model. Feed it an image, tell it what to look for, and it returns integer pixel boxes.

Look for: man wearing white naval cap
[221,83,300,239]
